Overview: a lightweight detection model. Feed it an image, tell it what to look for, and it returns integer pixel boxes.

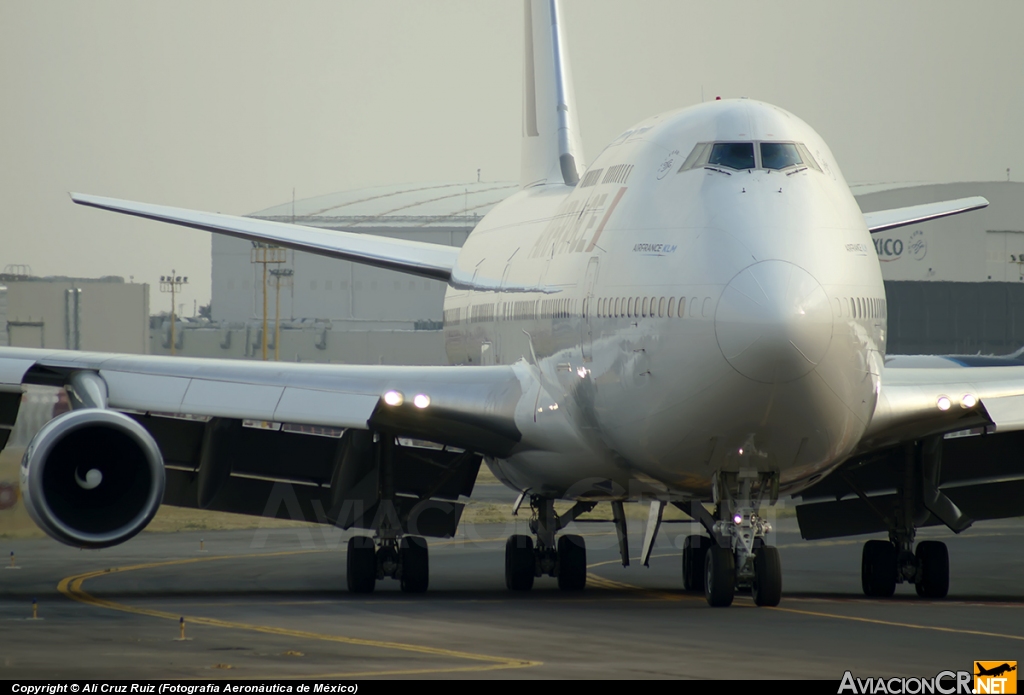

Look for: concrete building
[2,272,149,353]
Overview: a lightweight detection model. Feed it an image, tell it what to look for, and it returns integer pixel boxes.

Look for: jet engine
[20,409,165,549]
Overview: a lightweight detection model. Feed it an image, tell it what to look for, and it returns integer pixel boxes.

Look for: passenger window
[642,297,649,317]
[678,297,686,318]
[708,142,755,170]
[658,297,666,317]
[636,297,642,317]
[627,297,634,317]
[760,142,802,170]
[668,297,676,317]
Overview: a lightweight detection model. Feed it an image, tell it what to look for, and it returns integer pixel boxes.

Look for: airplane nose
[715,260,833,384]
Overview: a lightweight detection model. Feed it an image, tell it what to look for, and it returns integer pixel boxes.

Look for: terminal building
[142,180,1024,363]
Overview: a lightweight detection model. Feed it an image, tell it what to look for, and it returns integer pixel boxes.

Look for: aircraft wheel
[346,535,377,594]
[914,540,949,599]
[704,545,735,607]
[752,546,783,607]
[505,534,535,591]
[682,535,709,592]
[399,536,429,593]
[861,539,897,597]
[557,534,587,591]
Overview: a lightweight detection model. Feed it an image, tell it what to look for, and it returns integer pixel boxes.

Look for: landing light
[961,393,977,409]
[733,514,743,525]
[937,396,952,412]
[413,394,430,409]
[383,390,404,407]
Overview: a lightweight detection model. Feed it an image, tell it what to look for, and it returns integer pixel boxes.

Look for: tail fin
[520,0,585,188]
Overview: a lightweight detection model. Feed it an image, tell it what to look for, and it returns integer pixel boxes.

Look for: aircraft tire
[861,539,897,597]
[752,545,783,607]
[557,534,587,591]
[399,536,429,593]
[914,541,949,599]
[505,534,535,591]
[704,545,735,607]
[346,535,377,594]
[682,535,709,592]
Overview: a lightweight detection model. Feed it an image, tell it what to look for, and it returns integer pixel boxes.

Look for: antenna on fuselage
[520,0,585,188]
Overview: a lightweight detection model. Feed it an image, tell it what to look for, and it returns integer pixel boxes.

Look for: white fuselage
[442,99,886,501]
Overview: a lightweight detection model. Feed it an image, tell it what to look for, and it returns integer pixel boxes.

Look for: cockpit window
[760,142,802,170]
[677,140,823,174]
[708,142,755,170]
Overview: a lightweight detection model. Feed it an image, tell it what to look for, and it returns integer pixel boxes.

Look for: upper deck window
[708,142,755,170]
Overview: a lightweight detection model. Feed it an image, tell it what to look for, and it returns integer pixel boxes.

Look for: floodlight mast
[269,267,294,361]
[250,244,287,360]
[158,271,188,356]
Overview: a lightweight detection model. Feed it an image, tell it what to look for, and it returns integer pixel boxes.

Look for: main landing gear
[698,470,782,608]
[859,438,969,599]
[346,533,430,594]
[505,495,596,591]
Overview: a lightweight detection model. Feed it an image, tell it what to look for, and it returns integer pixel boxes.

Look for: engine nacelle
[20,409,165,549]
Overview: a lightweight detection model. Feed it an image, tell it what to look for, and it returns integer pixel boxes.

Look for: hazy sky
[2,1,1022,311]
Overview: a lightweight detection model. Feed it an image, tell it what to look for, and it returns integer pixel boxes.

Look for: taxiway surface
[1,516,1022,679]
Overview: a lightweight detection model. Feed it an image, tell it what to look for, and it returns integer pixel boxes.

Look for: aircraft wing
[862,196,988,233]
[795,360,1024,540]
[71,193,460,282]
[0,347,529,538]
[0,347,524,457]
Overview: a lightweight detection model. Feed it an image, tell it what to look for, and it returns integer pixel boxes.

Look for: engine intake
[20,409,165,549]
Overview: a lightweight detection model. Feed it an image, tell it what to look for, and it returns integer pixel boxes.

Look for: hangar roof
[250,181,518,229]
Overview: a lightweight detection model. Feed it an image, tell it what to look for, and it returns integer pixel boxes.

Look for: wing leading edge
[71,193,460,282]
[0,347,525,458]
[862,196,988,234]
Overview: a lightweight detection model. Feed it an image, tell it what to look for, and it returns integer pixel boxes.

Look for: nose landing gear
[701,470,783,607]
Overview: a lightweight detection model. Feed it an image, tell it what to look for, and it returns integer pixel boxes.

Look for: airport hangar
[189,179,1024,362]
[4,180,1023,361]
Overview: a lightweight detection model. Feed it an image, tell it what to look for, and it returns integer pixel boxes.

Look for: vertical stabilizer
[521,0,585,188]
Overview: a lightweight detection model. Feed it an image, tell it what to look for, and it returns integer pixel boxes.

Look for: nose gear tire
[682,535,709,592]
[752,546,783,606]
[705,545,735,607]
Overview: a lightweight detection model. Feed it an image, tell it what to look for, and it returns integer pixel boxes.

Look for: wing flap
[71,193,459,282]
[976,393,1024,432]
[862,196,988,233]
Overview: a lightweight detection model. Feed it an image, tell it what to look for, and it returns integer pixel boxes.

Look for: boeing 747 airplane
[2,1,1020,607]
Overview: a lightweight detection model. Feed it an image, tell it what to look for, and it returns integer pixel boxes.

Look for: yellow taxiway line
[58,542,541,678]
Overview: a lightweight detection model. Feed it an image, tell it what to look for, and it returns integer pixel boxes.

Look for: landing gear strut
[860,438,968,599]
[504,495,594,591]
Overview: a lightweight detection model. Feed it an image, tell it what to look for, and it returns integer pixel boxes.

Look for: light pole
[250,244,287,360]
[269,267,294,361]
[159,271,188,356]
